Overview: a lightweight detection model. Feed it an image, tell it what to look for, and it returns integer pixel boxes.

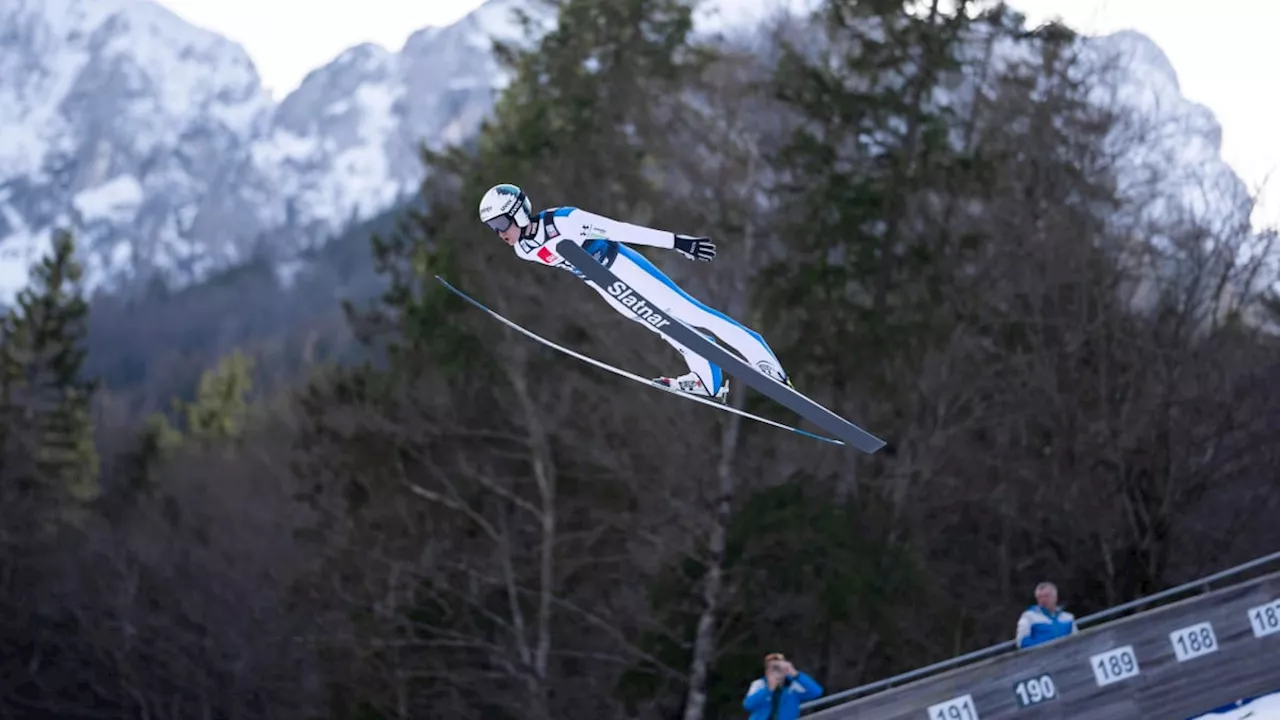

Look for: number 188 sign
[1169,622,1218,662]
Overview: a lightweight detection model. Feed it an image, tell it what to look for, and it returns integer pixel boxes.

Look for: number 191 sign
[926,694,979,720]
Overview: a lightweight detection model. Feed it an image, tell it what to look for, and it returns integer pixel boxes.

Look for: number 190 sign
[1012,674,1058,707]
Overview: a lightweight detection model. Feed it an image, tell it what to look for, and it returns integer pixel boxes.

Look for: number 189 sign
[1090,646,1140,686]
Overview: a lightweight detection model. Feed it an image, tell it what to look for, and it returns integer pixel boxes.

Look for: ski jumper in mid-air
[477,183,794,402]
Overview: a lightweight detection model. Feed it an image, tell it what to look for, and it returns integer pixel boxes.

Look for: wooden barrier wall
[807,569,1280,720]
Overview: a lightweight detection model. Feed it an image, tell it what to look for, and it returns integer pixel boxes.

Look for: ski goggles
[485,214,515,233]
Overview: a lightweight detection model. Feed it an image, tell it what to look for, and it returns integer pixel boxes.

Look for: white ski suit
[512,206,786,394]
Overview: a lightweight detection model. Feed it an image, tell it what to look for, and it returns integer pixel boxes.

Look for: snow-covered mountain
[0,0,274,298]
[250,0,551,239]
[0,0,1256,304]
[0,0,543,303]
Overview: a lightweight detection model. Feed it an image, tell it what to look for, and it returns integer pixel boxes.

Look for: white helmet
[478,183,533,234]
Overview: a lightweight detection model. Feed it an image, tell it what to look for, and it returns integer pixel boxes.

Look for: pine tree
[0,229,99,505]
[122,351,254,494]
[180,350,255,445]
[483,0,710,211]
[116,412,183,497]
[764,0,991,391]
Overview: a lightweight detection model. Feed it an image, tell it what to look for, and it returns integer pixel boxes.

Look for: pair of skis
[435,239,886,453]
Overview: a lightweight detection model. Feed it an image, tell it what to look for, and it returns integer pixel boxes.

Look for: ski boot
[652,372,729,404]
[755,361,796,391]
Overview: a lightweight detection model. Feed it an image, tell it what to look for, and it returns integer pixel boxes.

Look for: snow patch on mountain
[254,43,412,235]
[73,175,144,222]
[1086,30,1249,230]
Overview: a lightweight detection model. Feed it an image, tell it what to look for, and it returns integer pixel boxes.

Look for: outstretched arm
[566,208,716,261]
[565,207,675,248]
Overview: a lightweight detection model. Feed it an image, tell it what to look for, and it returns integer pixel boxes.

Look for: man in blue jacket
[1015,581,1079,648]
[743,653,824,720]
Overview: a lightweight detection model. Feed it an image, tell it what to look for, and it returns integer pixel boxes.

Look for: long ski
[435,275,846,446]
[552,240,887,454]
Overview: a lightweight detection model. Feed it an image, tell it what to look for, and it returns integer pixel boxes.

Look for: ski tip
[848,434,887,455]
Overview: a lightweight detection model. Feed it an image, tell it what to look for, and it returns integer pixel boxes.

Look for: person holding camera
[742,652,824,720]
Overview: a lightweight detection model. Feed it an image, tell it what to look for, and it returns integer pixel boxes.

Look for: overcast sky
[157,0,1279,226]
